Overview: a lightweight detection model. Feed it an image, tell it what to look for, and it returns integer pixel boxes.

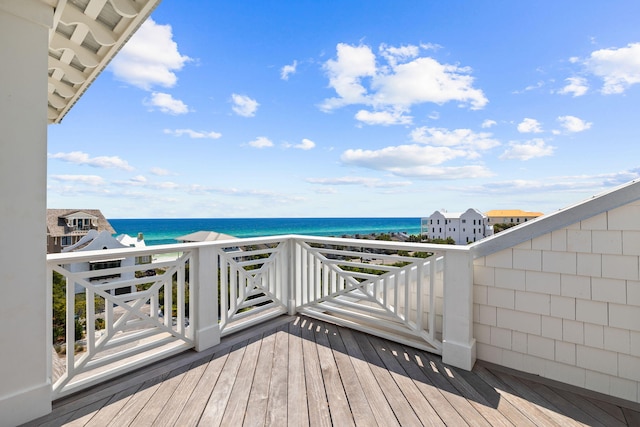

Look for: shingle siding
[472,181,640,403]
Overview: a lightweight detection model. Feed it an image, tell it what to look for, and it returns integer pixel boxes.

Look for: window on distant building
[61,236,71,246]
[462,219,466,223]
[89,260,122,282]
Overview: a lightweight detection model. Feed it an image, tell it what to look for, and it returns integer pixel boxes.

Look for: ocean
[109,217,422,246]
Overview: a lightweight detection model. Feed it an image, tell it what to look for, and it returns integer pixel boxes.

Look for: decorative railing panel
[48,246,194,399]
[215,240,289,336]
[47,235,474,399]
[292,236,445,353]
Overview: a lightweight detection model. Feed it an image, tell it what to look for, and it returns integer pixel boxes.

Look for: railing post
[194,246,220,351]
[287,238,297,315]
[442,249,476,370]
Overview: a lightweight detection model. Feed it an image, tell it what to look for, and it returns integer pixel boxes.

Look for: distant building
[46,209,115,253]
[176,230,237,243]
[117,232,152,264]
[177,230,241,253]
[62,230,134,294]
[485,209,544,226]
[423,208,494,244]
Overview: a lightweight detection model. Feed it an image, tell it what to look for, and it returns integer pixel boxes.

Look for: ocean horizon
[109,217,422,246]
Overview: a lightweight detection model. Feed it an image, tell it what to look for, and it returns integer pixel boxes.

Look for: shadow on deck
[25,315,640,426]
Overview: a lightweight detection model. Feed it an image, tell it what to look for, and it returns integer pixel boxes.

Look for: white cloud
[146,92,189,115]
[499,138,555,160]
[410,127,500,152]
[231,94,259,117]
[48,151,134,171]
[586,42,640,94]
[320,43,487,121]
[150,167,173,176]
[321,43,376,110]
[248,136,273,148]
[281,60,298,80]
[295,138,316,150]
[50,174,106,186]
[306,176,412,188]
[355,109,412,126]
[283,138,316,150]
[164,128,222,139]
[558,77,589,97]
[115,177,180,190]
[342,144,464,168]
[340,144,493,179]
[513,81,545,94]
[481,119,497,128]
[372,57,487,109]
[109,18,191,90]
[340,127,498,179]
[460,168,640,195]
[379,43,420,67]
[557,115,592,133]
[517,118,543,133]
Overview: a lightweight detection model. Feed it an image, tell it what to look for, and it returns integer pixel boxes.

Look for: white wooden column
[0,1,54,425]
[442,250,476,370]
[194,246,220,351]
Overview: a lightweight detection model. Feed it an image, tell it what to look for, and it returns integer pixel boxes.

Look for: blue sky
[48,1,640,218]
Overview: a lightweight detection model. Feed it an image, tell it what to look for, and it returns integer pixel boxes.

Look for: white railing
[47,235,474,399]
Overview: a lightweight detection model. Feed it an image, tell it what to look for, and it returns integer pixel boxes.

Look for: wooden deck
[25,315,640,426]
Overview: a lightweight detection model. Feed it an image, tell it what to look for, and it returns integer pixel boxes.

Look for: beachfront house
[424,208,494,244]
[46,209,115,253]
[117,232,152,264]
[62,230,136,294]
[486,209,544,226]
[4,1,640,425]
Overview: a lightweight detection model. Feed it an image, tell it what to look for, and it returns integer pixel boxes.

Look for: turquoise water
[109,217,422,246]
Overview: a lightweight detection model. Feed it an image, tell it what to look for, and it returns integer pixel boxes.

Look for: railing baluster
[403,268,410,324]
[393,271,399,315]
[221,255,228,326]
[86,288,95,354]
[165,272,172,329]
[416,261,423,332]
[315,254,322,300]
[429,256,437,342]
[176,256,185,335]
[301,247,308,304]
[65,275,75,377]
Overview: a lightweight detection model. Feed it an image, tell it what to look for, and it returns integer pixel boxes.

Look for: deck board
[244,329,277,427]
[300,317,333,426]
[264,324,289,426]
[286,319,309,427]
[24,315,640,427]
[323,322,379,427]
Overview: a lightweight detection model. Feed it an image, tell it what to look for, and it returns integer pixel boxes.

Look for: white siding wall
[473,201,640,403]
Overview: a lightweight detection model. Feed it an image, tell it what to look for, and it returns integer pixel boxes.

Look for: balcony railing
[47,235,474,400]
[65,225,97,233]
